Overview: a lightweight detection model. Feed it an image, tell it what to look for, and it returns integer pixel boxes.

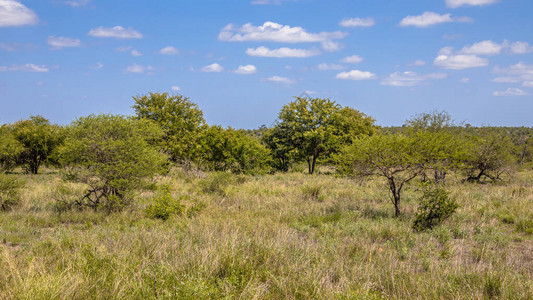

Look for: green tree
[270,97,375,174]
[337,134,421,217]
[10,116,64,174]
[0,125,24,172]
[202,126,270,174]
[59,114,168,211]
[132,92,206,163]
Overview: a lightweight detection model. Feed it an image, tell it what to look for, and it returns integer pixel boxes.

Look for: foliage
[0,174,24,211]
[145,186,184,220]
[0,125,24,172]
[132,92,207,163]
[269,97,375,174]
[337,134,421,216]
[198,172,247,196]
[201,126,270,174]
[413,185,458,231]
[59,114,168,211]
[9,116,64,174]
[463,129,515,183]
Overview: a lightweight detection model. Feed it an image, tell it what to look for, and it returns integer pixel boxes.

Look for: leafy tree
[10,116,64,174]
[270,97,375,174]
[59,114,168,211]
[0,125,23,172]
[336,134,421,217]
[262,126,298,172]
[132,92,206,163]
[464,129,515,183]
[201,126,270,174]
[404,111,466,183]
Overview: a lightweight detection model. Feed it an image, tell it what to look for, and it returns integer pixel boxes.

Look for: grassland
[0,168,532,299]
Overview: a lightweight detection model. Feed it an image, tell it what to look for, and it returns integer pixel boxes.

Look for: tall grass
[0,169,531,299]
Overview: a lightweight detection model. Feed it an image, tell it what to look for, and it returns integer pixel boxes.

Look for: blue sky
[1,0,532,128]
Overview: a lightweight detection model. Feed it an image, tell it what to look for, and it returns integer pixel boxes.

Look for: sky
[0,0,532,128]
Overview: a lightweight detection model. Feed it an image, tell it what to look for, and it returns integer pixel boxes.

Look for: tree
[202,126,270,174]
[404,111,466,183]
[269,97,375,174]
[0,125,23,172]
[59,114,168,211]
[132,92,206,163]
[10,116,64,174]
[336,134,422,217]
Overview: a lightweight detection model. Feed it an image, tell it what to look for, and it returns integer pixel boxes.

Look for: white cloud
[339,17,375,28]
[201,63,224,73]
[321,40,342,52]
[171,86,181,91]
[509,41,533,54]
[461,78,470,83]
[399,12,472,27]
[341,55,363,64]
[218,21,347,43]
[492,62,533,86]
[130,49,142,57]
[64,0,90,7]
[235,64,257,74]
[88,26,143,39]
[434,47,488,69]
[0,0,38,27]
[318,63,345,71]
[159,46,179,55]
[125,63,154,74]
[336,70,377,80]
[266,75,296,84]
[523,81,533,87]
[46,36,81,49]
[89,62,104,70]
[460,40,504,56]
[493,88,529,97]
[446,0,498,8]
[0,63,49,72]
[409,60,426,66]
[246,46,320,58]
[381,71,447,87]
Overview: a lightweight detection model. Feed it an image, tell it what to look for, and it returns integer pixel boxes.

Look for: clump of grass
[301,183,325,201]
[0,174,24,211]
[145,186,184,220]
[198,172,247,196]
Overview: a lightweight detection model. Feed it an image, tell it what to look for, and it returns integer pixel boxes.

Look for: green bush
[198,172,247,196]
[145,186,184,220]
[0,174,25,211]
[413,186,458,231]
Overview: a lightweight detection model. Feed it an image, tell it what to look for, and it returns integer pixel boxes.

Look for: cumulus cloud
[131,49,142,56]
[0,63,49,72]
[336,70,377,80]
[492,62,533,87]
[493,88,529,96]
[341,55,363,64]
[246,46,320,58]
[318,63,345,71]
[171,86,181,91]
[509,41,533,54]
[266,75,296,84]
[201,63,224,73]
[64,0,90,7]
[159,46,179,55]
[434,47,488,69]
[46,36,81,49]
[0,0,39,27]
[409,60,426,66]
[218,21,347,43]
[461,78,470,83]
[381,71,447,87]
[235,64,257,74]
[125,63,154,74]
[89,26,143,39]
[89,62,104,70]
[446,0,498,8]
[399,12,472,27]
[339,17,375,28]
[460,40,504,55]
[321,40,342,52]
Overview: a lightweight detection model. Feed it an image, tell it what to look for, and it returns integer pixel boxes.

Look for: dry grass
[0,169,532,299]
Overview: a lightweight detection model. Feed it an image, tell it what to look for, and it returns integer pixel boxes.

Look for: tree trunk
[434,169,446,184]
[388,178,401,217]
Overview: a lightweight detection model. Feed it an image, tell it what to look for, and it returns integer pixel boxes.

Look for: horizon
[1,0,532,129]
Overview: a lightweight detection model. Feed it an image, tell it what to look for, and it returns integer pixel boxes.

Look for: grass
[0,169,532,299]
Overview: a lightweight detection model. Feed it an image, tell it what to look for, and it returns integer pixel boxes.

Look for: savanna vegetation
[0,93,532,299]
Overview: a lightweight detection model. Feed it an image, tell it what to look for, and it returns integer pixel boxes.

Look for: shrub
[145,186,184,220]
[0,174,24,211]
[198,172,246,196]
[413,186,458,231]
